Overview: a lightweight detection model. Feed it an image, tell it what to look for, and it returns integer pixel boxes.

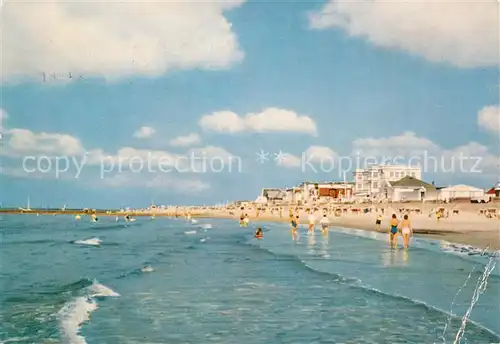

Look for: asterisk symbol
[256,149,269,164]
[274,150,286,165]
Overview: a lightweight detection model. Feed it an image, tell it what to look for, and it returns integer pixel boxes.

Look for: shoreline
[190,212,500,251]
[2,204,499,250]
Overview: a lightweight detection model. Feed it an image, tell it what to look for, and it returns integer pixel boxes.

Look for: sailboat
[19,196,31,212]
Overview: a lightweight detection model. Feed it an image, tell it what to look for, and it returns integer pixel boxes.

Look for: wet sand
[2,202,499,250]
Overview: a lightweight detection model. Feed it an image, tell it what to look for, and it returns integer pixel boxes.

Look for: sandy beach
[184,202,500,250]
[3,201,499,250]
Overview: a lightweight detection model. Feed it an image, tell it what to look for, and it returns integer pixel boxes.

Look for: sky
[1,0,499,208]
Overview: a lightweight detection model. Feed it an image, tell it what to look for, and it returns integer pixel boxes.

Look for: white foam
[200,237,210,243]
[73,238,101,246]
[58,281,119,344]
[141,266,154,273]
[191,219,198,224]
[88,282,120,297]
[0,337,31,343]
[199,224,212,229]
[59,297,97,344]
[184,230,197,235]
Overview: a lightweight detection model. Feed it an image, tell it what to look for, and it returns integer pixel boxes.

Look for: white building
[389,176,438,202]
[353,165,422,198]
[438,184,485,201]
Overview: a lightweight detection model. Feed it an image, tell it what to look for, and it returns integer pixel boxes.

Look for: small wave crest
[140,266,154,273]
[184,230,197,235]
[73,237,101,246]
[440,241,499,259]
[199,224,212,229]
[58,280,119,344]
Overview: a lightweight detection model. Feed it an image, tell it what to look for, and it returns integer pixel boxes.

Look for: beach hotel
[353,164,422,199]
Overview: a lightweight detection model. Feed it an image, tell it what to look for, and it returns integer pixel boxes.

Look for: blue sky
[1,1,498,208]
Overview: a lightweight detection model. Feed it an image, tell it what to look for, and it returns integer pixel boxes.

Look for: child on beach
[400,214,412,249]
[239,213,244,227]
[243,214,249,227]
[389,214,399,248]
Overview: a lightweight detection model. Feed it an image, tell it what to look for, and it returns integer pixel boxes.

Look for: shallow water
[1,215,499,344]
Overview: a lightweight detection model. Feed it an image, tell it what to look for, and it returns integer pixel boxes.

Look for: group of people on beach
[289,210,331,240]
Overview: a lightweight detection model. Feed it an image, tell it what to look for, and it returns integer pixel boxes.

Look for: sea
[1,215,499,344]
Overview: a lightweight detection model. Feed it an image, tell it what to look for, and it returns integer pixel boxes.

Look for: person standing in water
[400,214,413,249]
[308,210,316,234]
[290,215,299,239]
[319,214,330,234]
[375,213,382,231]
[389,214,399,248]
[254,227,263,239]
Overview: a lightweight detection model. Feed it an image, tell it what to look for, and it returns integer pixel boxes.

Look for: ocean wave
[72,237,101,246]
[439,241,500,259]
[184,230,197,235]
[140,266,154,273]
[351,283,500,340]
[198,224,212,230]
[59,296,97,344]
[58,280,119,344]
[0,337,32,344]
[248,229,500,340]
[1,239,63,246]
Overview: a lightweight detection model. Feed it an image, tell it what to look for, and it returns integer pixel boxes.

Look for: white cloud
[275,146,337,169]
[1,1,244,83]
[478,105,500,133]
[277,152,302,168]
[169,133,201,147]
[309,1,499,68]
[352,132,499,176]
[352,131,439,157]
[3,128,85,157]
[304,145,337,163]
[133,126,156,139]
[199,107,317,135]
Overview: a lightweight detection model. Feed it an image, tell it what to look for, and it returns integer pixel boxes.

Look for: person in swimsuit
[389,214,399,248]
[239,213,244,227]
[400,214,412,249]
[255,227,263,239]
[308,210,316,234]
[375,214,382,231]
[291,215,299,239]
[319,214,330,234]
